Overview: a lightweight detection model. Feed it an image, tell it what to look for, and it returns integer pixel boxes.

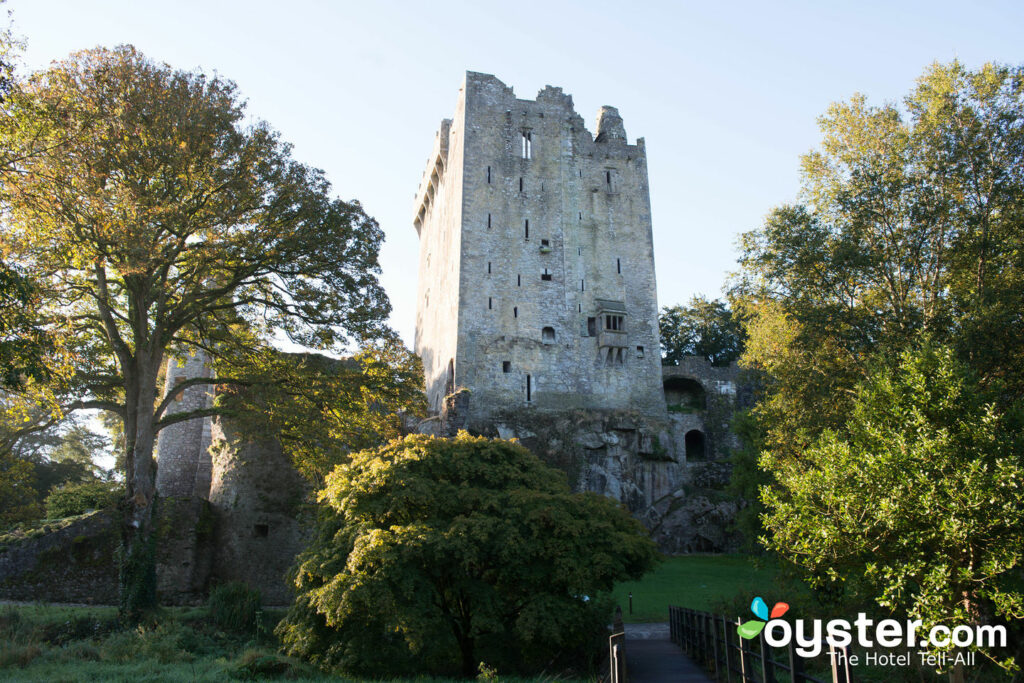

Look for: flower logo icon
[737,597,789,639]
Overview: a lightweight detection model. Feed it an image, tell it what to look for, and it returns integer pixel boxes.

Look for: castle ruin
[0,73,746,608]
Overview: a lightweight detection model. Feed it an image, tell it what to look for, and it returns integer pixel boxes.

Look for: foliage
[761,344,1024,666]
[0,44,392,617]
[724,409,769,549]
[44,480,122,518]
[734,61,1024,455]
[219,336,425,486]
[729,61,1024,674]
[278,432,658,677]
[0,450,41,527]
[228,648,315,680]
[208,582,264,635]
[660,295,744,367]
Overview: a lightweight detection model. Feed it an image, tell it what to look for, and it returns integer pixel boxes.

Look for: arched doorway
[685,430,706,461]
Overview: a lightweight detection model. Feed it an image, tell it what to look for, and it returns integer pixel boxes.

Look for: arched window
[445,359,454,396]
[542,326,556,343]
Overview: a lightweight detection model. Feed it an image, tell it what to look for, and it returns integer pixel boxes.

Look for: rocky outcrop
[451,407,742,553]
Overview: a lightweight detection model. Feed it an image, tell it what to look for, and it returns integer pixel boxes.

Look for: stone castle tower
[152,350,307,605]
[413,72,667,424]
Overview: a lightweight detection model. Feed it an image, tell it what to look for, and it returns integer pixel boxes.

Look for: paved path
[623,622,713,683]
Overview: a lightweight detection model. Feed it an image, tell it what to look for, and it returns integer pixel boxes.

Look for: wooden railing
[669,606,853,683]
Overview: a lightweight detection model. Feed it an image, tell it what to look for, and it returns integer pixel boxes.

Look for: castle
[0,73,745,607]
[413,72,665,423]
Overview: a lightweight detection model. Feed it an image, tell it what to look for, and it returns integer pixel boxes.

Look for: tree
[734,62,1024,457]
[277,433,658,678]
[659,296,744,367]
[730,62,1024,676]
[0,450,41,526]
[219,335,426,487]
[761,344,1024,671]
[0,46,390,618]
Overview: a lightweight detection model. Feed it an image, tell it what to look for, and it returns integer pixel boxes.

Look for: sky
[8,0,1024,347]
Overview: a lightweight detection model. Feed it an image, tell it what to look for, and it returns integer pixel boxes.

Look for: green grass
[610,553,784,622]
[0,603,581,681]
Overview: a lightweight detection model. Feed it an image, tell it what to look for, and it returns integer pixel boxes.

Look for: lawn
[609,553,783,622]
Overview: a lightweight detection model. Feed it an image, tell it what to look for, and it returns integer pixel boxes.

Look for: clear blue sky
[9,0,1023,347]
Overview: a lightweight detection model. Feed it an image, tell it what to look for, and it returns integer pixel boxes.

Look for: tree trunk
[119,354,161,622]
[457,631,476,678]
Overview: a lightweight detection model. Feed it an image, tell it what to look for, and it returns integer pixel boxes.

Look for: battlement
[412,118,451,234]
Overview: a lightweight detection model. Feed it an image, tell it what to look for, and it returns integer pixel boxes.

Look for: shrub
[0,642,43,668]
[228,648,313,680]
[44,480,122,519]
[99,622,189,664]
[208,581,263,634]
[278,433,659,677]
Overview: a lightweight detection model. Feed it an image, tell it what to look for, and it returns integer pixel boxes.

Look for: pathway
[623,622,713,683]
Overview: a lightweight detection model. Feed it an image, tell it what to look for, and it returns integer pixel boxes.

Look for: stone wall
[0,511,119,604]
[155,497,215,605]
[456,399,743,554]
[0,499,216,606]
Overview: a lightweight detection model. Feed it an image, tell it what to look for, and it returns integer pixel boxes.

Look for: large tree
[733,61,1024,677]
[0,46,391,618]
[734,61,1024,457]
[278,433,658,678]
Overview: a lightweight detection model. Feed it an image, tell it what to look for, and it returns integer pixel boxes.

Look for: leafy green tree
[0,450,41,527]
[734,61,1024,458]
[761,344,1024,670]
[219,335,425,487]
[730,63,1024,679]
[0,46,390,619]
[660,296,744,367]
[278,433,658,678]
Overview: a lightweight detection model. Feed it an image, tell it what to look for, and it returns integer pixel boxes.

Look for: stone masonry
[413,72,666,423]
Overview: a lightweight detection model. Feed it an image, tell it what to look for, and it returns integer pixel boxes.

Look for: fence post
[709,612,720,679]
[760,631,776,683]
[684,608,692,655]
[705,612,714,669]
[789,639,805,683]
[830,643,852,683]
[736,618,750,682]
[722,614,733,683]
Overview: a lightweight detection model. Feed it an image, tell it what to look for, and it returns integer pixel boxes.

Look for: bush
[228,648,313,680]
[99,622,190,664]
[0,642,43,668]
[44,480,122,518]
[278,433,659,678]
[208,581,263,634]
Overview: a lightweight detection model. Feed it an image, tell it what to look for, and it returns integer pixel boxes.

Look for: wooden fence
[669,605,853,683]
